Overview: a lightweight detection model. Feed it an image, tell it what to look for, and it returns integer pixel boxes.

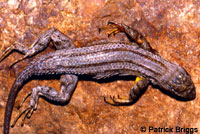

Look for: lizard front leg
[11,74,78,127]
[0,28,75,67]
[104,77,149,106]
[100,22,153,51]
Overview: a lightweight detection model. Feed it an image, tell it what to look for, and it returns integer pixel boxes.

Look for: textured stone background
[0,0,199,134]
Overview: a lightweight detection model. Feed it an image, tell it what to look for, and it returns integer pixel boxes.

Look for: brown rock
[0,0,199,134]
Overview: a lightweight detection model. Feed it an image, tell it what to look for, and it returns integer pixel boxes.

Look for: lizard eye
[173,73,184,84]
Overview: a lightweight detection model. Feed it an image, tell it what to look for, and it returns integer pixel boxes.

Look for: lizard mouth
[186,88,196,100]
[178,84,196,100]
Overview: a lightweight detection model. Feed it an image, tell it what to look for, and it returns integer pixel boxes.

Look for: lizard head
[160,66,196,100]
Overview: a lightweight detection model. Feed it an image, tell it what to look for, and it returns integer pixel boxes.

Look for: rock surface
[0,0,199,134]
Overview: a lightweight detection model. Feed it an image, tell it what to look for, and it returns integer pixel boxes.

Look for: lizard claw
[98,22,125,38]
[11,92,36,127]
[106,22,125,37]
[11,106,34,127]
[0,45,15,63]
[104,95,133,106]
[17,92,32,109]
[9,56,28,68]
[0,42,29,68]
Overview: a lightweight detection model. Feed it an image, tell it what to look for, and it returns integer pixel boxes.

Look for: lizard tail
[4,65,35,134]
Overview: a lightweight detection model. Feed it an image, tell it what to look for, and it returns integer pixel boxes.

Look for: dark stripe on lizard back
[54,42,167,69]
[33,43,168,80]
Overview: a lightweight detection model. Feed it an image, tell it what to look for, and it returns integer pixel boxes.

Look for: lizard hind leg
[0,28,75,67]
[11,74,78,127]
[104,77,149,106]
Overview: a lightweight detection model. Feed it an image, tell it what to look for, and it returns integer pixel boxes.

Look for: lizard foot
[17,92,32,109]
[0,44,16,63]
[106,22,125,37]
[11,106,35,127]
[98,22,125,37]
[11,92,37,127]
[0,42,29,68]
[104,95,133,106]
[9,56,28,68]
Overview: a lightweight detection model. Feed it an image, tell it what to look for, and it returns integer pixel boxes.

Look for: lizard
[0,22,196,134]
